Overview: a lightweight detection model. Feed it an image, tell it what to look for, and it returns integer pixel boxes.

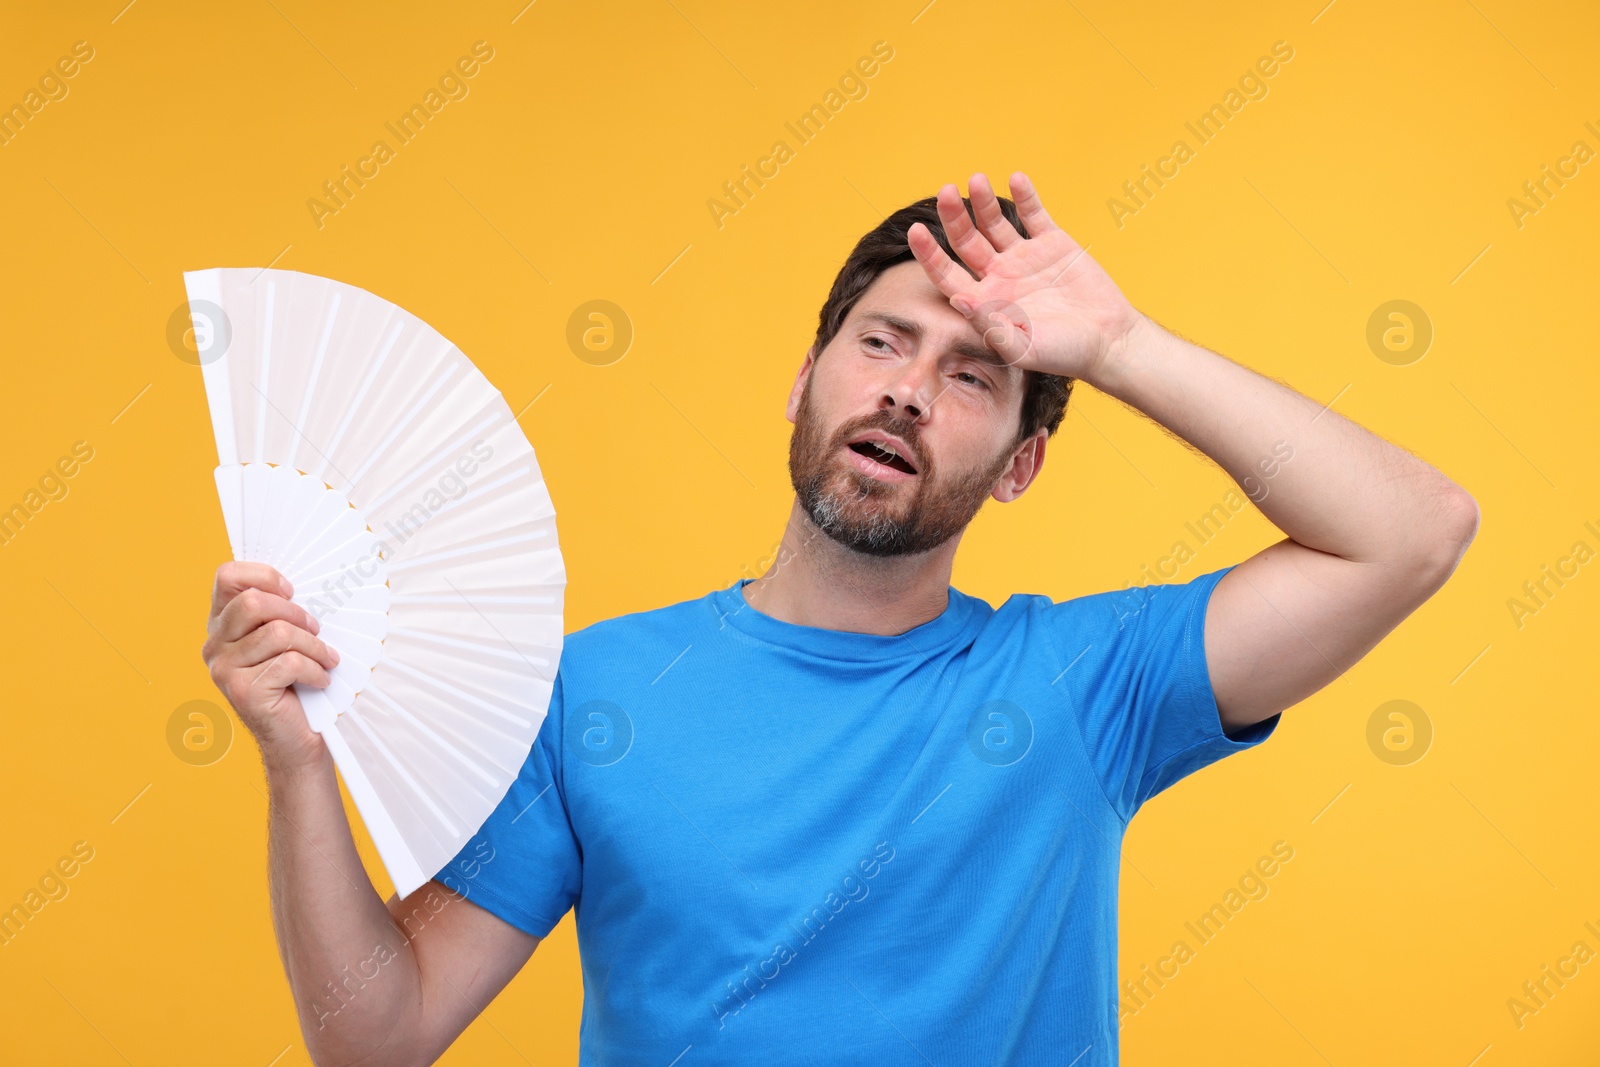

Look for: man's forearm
[266,747,421,1064]
[1088,312,1477,571]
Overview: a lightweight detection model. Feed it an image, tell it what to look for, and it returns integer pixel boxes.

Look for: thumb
[971,299,1032,368]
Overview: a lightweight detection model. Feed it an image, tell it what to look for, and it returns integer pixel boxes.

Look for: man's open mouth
[848,440,918,475]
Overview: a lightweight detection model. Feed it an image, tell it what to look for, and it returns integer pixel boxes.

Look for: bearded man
[202,172,1478,1066]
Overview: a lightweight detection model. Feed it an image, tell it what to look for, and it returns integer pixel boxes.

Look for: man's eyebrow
[857,310,1016,373]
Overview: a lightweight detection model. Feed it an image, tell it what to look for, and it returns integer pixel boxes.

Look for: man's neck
[739,499,958,636]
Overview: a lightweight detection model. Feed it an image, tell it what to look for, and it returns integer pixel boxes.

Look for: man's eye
[864,337,891,351]
[955,371,988,389]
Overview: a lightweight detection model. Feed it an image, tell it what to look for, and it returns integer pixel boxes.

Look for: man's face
[785,261,1044,558]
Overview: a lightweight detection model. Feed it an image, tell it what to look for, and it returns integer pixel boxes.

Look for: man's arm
[907,172,1480,734]
[267,749,541,1066]
[204,562,540,1066]
[1087,319,1479,732]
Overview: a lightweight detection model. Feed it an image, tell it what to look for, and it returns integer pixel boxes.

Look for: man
[202,172,1479,1065]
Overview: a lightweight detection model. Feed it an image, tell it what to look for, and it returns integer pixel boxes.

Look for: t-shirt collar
[710,577,982,661]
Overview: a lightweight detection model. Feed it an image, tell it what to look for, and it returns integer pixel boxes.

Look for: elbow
[1441,487,1481,561]
[1416,487,1480,587]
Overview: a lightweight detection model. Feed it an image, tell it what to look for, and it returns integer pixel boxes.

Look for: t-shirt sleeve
[1045,563,1279,822]
[430,670,582,939]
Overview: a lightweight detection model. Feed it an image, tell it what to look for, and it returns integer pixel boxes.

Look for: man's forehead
[862,259,965,305]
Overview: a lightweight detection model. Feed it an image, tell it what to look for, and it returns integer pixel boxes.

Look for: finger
[254,650,334,693]
[1007,171,1062,237]
[932,182,998,274]
[213,585,323,647]
[907,221,979,302]
[210,561,293,623]
[972,303,1036,369]
[968,172,1024,251]
[234,617,340,673]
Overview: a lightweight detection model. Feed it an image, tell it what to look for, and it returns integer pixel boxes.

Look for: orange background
[1,1,1596,1064]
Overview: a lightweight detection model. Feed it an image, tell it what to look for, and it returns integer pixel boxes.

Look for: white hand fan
[185,266,564,899]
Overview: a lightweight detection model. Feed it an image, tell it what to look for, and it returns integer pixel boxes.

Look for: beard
[788,377,1017,558]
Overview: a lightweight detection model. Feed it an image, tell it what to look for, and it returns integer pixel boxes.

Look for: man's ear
[991,429,1048,503]
[785,345,817,424]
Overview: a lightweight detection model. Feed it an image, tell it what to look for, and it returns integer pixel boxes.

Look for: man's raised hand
[201,561,341,776]
[905,171,1145,385]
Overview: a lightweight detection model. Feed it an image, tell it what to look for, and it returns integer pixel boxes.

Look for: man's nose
[879,357,940,421]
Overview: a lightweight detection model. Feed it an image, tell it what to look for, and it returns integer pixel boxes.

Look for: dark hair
[809,194,1072,445]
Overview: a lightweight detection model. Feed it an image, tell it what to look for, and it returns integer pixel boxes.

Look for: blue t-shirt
[435,562,1278,1065]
